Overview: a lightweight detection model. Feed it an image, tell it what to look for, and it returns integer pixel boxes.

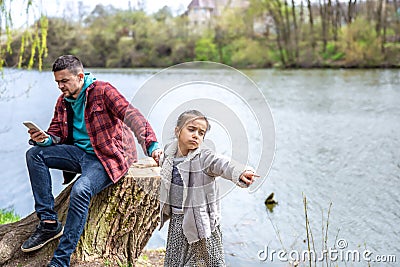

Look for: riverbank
[132,249,165,267]
[3,249,166,267]
[72,249,166,267]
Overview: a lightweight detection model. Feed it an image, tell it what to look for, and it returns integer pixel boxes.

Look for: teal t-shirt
[64,72,96,154]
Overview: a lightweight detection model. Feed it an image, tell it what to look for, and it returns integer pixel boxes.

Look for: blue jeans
[26,144,113,267]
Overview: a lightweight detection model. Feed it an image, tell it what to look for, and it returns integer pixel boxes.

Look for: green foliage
[230,37,271,68]
[194,37,218,61]
[153,6,173,22]
[170,41,195,64]
[217,8,251,40]
[383,42,400,65]
[0,208,20,224]
[338,18,383,66]
[0,1,48,70]
[2,1,399,69]
[322,42,344,61]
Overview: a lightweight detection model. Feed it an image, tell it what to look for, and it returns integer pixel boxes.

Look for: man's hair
[52,55,84,74]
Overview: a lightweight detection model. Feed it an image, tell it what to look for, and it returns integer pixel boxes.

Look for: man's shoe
[21,221,63,252]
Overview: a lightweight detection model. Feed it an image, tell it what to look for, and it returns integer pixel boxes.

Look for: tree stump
[0,158,161,267]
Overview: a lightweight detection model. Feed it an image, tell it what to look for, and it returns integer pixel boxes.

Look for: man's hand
[29,129,49,143]
[151,148,163,166]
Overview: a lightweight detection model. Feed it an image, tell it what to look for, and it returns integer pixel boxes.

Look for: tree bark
[307,0,316,49]
[300,0,305,40]
[272,0,288,66]
[381,0,388,53]
[393,0,400,41]
[283,0,293,65]
[291,0,300,64]
[319,0,328,53]
[331,0,339,41]
[334,0,342,40]
[0,158,161,267]
[376,0,384,37]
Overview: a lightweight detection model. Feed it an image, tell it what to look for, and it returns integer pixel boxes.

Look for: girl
[159,110,258,267]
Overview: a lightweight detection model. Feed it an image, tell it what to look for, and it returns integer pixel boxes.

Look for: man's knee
[26,146,44,162]
[70,179,93,201]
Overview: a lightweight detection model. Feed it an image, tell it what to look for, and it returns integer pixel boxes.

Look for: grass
[266,195,340,267]
[0,208,20,224]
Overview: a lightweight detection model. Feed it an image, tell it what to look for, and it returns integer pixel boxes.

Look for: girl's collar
[164,140,203,161]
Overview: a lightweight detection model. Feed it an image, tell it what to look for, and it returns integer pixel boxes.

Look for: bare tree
[381,0,388,53]
[347,0,357,24]
[284,0,294,65]
[291,0,300,63]
[319,0,328,52]
[273,0,289,66]
[376,0,384,44]
[331,0,339,41]
[393,0,400,41]
[333,0,343,40]
[307,0,316,49]
[300,0,305,40]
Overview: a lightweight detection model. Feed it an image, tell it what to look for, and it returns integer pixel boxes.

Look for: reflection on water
[1,68,399,266]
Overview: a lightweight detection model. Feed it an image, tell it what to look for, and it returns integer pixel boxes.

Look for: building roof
[188,0,216,9]
[187,0,249,11]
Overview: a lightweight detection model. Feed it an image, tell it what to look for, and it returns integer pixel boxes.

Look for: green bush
[194,37,219,61]
[230,37,271,68]
[322,42,344,61]
[338,18,383,66]
[0,208,20,225]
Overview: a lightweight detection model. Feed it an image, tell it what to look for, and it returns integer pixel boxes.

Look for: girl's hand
[240,170,260,185]
[151,148,163,166]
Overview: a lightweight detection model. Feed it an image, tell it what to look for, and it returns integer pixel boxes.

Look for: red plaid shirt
[47,80,157,183]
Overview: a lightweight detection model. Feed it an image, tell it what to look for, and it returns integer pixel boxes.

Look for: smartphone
[23,121,45,133]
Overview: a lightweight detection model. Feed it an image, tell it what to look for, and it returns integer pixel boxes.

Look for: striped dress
[164,158,226,267]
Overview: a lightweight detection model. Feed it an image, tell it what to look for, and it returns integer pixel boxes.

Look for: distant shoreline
[5,64,400,72]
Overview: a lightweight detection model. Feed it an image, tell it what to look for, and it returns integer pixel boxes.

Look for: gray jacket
[159,140,250,244]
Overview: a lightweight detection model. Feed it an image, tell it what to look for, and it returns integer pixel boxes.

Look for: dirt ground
[71,249,165,267]
[133,249,165,267]
[5,249,165,267]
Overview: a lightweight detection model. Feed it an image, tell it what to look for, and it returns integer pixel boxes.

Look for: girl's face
[176,118,208,156]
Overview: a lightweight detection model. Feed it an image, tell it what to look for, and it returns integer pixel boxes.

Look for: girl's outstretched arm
[201,148,257,188]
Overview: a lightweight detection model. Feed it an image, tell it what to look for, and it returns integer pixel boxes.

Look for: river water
[0,68,399,266]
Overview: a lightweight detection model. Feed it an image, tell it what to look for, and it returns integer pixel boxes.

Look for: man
[21,55,162,267]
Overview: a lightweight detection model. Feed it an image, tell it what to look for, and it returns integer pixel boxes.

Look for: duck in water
[265,192,278,212]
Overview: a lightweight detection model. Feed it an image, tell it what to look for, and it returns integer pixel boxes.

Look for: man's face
[54,69,84,99]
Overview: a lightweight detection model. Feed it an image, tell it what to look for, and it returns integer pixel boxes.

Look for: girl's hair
[176,110,211,133]
[52,55,84,75]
